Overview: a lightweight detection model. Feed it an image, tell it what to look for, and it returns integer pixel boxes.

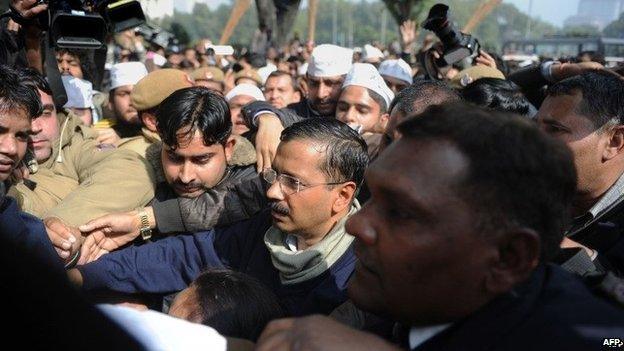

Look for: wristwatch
[136,208,152,241]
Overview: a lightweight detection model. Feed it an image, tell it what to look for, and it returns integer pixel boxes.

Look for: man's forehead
[340,85,373,104]
[274,140,323,176]
[308,75,345,83]
[0,109,31,128]
[370,138,468,193]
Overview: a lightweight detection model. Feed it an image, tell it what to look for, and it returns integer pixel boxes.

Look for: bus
[502,37,624,66]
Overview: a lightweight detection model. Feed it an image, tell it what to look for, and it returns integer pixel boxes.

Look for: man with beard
[69,118,368,317]
[246,44,353,170]
[94,62,148,145]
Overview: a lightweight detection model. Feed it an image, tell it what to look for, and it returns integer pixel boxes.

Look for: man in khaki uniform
[116,68,194,157]
[8,70,155,262]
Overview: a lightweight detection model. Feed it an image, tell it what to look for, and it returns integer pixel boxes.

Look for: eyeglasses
[262,168,346,195]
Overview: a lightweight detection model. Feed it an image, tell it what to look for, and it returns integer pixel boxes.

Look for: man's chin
[174,189,205,198]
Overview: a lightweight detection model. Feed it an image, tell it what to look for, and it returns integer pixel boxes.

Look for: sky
[175,0,581,28]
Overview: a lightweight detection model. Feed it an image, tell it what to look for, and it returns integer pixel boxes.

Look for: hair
[389,79,461,117]
[366,88,388,113]
[18,68,53,96]
[190,270,284,341]
[156,87,232,148]
[0,65,42,119]
[56,48,96,85]
[280,118,369,188]
[577,50,606,66]
[266,70,297,90]
[547,70,624,131]
[397,103,577,261]
[462,78,532,117]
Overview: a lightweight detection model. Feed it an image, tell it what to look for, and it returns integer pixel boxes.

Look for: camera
[34,0,145,49]
[135,23,178,52]
[419,4,481,79]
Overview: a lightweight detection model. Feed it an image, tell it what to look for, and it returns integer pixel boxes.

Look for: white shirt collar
[409,324,451,349]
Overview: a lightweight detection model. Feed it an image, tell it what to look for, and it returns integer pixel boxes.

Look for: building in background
[564,0,624,30]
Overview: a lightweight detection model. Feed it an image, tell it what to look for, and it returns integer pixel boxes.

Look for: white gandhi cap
[110,62,148,90]
[378,59,413,85]
[342,63,395,108]
[307,44,353,78]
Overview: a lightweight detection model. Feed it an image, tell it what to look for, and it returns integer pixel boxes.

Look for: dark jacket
[410,264,624,351]
[241,100,305,132]
[77,211,356,316]
[147,137,264,234]
[0,196,63,273]
[568,196,624,276]
[286,99,327,119]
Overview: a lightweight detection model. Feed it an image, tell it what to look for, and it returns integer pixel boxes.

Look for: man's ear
[141,112,157,132]
[224,135,236,162]
[332,181,357,214]
[484,228,540,295]
[603,125,624,161]
[377,112,390,133]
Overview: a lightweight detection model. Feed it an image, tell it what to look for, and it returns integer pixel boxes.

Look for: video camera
[28,0,145,49]
[419,4,481,80]
[135,23,178,52]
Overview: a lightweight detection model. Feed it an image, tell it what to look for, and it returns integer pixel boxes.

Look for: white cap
[378,59,413,85]
[297,62,308,77]
[110,62,148,90]
[62,75,93,108]
[225,83,265,102]
[342,63,394,108]
[307,44,353,77]
[152,53,167,67]
[362,44,384,63]
[257,64,277,85]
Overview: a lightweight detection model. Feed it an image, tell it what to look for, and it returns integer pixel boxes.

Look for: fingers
[79,216,111,234]
[23,3,48,18]
[256,149,264,173]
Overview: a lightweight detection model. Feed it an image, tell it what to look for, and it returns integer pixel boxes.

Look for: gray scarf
[264,200,360,285]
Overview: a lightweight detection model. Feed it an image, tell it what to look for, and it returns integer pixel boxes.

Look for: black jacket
[410,265,624,351]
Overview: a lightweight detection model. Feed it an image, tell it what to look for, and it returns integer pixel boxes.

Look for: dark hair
[397,103,577,261]
[547,70,624,130]
[56,49,96,85]
[462,78,532,117]
[266,70,297,90]
[280,118,369,188]
[156,87,232,148]
[191,270,284,341]
[367,88,388,113]
[389,79,461,117]
[18,68,53,96]
[0,65,42,119]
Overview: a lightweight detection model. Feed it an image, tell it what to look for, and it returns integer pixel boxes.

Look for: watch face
[140,228,152,240]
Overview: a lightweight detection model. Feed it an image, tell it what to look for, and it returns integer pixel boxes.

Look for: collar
[588,171,624,219]
[409,324,451,349]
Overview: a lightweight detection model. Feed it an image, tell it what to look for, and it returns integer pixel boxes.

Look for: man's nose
[179,162,196,184]
[0,135,18,158]
[266,180,284,201]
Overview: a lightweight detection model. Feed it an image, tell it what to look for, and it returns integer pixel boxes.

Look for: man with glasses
[69,118,369,317]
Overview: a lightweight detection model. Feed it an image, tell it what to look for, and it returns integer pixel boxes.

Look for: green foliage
[563,24,600,37]
[156,0,558,51]
[603,12,624,37]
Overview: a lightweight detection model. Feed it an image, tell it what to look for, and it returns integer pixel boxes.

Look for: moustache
[270,202,290,215]
[173,180,204,191]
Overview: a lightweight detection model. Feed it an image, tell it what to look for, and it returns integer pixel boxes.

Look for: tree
[604,13,624,37]
[381,0,434,25]
[170,22,190,46]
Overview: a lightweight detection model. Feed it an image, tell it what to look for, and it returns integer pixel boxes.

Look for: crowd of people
[2,0,624,350]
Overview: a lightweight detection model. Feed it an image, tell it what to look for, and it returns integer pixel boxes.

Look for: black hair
[547,70,624,130]
[191,270,284,341]
[18,68,53,96]
[56,48,96,85]
[367,88,388,113]
[0,65,42,119]
[389,79,461,117]
[266,70,297,90]
[156,87,232,148]
[462,78,532,117]
[397,103,577,261]
[280,118,369,188]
